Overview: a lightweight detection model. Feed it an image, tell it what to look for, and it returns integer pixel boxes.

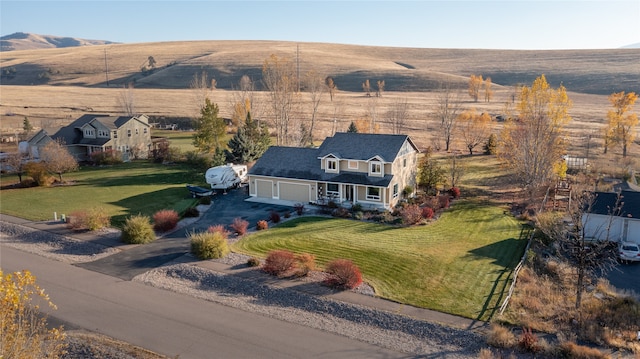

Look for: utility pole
[296,44,300,93]
[104,48,110,87]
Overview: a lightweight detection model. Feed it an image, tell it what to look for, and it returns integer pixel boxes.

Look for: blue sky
[1,1,639,50]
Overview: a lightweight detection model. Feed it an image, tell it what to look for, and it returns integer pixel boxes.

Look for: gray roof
[249,132,418,187]
[51,114,140,146]
[589,190,640,218]
[317,132,415,162]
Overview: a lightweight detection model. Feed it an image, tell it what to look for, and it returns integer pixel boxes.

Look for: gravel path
[1,221,488,358]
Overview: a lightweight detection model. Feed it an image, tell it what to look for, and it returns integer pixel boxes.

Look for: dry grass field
[1,40,638,170]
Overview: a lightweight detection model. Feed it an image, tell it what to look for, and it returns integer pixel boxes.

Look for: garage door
[279,182,310,203]
[627,220,640,243]
[256,180,273,198]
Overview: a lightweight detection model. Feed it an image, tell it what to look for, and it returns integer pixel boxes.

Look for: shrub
[324,259,362,289]
[263,250,297,276]
[24,162,53,187]
[269,211,281,223]
[294,203,305,215]
[207,224,230,239]
[294,253,316,277]
[449,187,460,199]
[332,207,351,218]
[190,231,229,260]
[327,201,338,208]
[351,203,363,213]
[402,185,414,198]
[90,150,122,165]
[400,204,423,225]
[421,206,434,219]
[283,211,291,219]
[247,257,261,267]
[256,220,268,230]
[353,211,364,220]
[199,196,211,205]
[230,217,249,235]
[153,209,179,232]
[183,206,199,218]
[121,214,156,244]
[486,323,517,348]
[557,341,609,359]
[437,195,450,209]
[518,327,540,353]
[68,207,111,231]
[184,151,214,172]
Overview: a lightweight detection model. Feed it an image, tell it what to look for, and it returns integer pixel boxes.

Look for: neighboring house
[248,132,419,210]
[27,114,152,161]
[582,190,640,243]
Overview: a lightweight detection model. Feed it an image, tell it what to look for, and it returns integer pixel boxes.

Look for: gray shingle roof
[317,132,414,162]
[249,133,417,187]
[589,190,640,218]
[51,114,111,145]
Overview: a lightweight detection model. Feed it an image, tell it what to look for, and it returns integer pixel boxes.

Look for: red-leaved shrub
[421,206,434,219]
[153,209,179,232]
[438,195,450,209]
[256,220,268,230]
[324,259,362,289]
[294,203,305,215]
[269,211,281,223]
[230,217,249,235]
[449,187,461,199]
[518,327,540,353]
[208,224,230,239]
[400,204,422,225]
[263,250,297,276]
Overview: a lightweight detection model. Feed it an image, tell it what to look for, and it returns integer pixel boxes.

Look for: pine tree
[347,121,358,133]
[193,98,226,154]
[226,112,270,163]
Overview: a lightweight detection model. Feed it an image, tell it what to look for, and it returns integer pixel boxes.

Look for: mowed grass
[0,162,203,227]
[233,199,528,321]
[152,129,197,152]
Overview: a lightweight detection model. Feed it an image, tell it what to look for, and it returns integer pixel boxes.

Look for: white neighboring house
[205,164,248,190]
[582,190,640,244]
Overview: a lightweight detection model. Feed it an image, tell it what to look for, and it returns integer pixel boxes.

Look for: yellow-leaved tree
[457,109,492,155]
[1,269,66,358]
[604,91,638,157]
[498,75,572,196]
[468,74,483,102]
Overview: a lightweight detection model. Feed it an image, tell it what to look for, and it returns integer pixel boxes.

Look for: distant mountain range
[0,32,117,51]
[621,42,640,49]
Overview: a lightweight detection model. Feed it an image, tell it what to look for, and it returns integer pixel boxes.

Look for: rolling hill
[0,32,117,51]
[1,34,638,95]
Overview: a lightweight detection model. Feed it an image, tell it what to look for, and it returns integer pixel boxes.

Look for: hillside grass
[0,161,203,227]
[233,201,528,321]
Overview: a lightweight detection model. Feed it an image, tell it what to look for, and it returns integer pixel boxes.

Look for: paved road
[2,245,408,359]
[607,261,640,295]
[77,186,292,280]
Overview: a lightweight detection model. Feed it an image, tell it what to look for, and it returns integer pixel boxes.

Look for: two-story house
[27,114,152,161]
[247,132,419,210]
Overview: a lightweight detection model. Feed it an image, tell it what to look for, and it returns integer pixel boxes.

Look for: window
[393,183,399,198]
[135,128,139,135]
[369,161,382,175]
[366,187,380,200]
[143,128,148,134]
[403,158,407,167]
[327,183,339,194]
[127,129,131,137]
[348,160,358,169]
[113,131,118,139]
[84,129,94,137]
[326,159,338,172]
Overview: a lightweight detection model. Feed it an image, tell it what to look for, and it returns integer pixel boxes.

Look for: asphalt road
[77,186,291,280]
[2,245,408,359]
[607,261,640,294]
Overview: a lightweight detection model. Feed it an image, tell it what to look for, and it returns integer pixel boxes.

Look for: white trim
[366,186,381,201]
[369,161,383,176]
[326,158,339,173]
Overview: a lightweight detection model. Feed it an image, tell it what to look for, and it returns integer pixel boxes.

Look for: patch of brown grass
[486,323,517,349]
[557,341,611,359]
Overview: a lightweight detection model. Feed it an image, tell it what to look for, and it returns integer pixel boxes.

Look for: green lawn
[0,162,203,227]
[152,129,197,152]
[234,202,528,321]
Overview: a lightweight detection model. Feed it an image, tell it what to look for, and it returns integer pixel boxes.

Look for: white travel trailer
[205,164,248,190]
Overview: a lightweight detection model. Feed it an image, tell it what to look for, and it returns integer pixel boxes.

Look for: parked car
[618,242,640,263]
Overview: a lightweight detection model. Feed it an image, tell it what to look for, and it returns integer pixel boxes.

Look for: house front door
[345,184,354,203]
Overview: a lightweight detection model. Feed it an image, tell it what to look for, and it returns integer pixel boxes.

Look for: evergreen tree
[347,121,358,133]
[417,148,445,195]
[226,112,271,163]
[193,98,226,154]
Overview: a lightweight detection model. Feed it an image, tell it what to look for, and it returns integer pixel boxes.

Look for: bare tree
[5,152,26,182]
[190,71,212,117]
[435,82,463,152]
[303,70,326,146]
[385,98,410,134]
[458,109,492,155]
[117,83,136,116]
[40,140,78,182]
[536,187,620,310]
[446,154,465,189]
[362,79,371,97]
[262,54,297,146]
[376,80,385,97]
[325,77,337,102]
[366,95,379,133]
